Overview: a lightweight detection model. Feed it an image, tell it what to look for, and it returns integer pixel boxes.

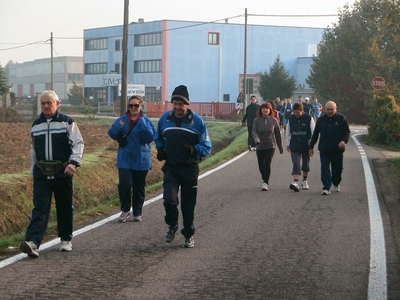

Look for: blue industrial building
[83,19,324,106]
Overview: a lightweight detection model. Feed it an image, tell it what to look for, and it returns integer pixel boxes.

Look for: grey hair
[42,90,60,102]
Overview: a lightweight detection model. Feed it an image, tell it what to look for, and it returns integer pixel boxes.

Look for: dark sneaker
[118,211,130,223]
[165,224,179,243]
[184,236,195,248]
[20,241,39,258]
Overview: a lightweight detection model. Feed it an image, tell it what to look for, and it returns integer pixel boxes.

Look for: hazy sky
[0,0,356,65]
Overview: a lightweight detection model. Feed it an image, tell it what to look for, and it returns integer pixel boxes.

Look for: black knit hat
[171,85,190,105]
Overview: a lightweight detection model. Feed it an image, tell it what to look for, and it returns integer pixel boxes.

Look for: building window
[144,86,162,101]
[68,73,83,82]
[134,60,162,73]
[85,63,108,74]
[208,32,219,45]
[223,94,230,102]
[114,63,121,74]
[115,39,121,51]
[134,32,162,46]
[85,38,108,51]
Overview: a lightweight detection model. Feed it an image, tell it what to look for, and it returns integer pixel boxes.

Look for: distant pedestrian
[269,100,280,124]
[108,95,156,223]
[311,97,323,122]
[286,102,315,192]
[20,90,84,258]
[303,97,314,116]
[242,95,260,151]
[155,85,212,248]
[309,101,350,195]
[252,102,283,191]
[279,98,293,133]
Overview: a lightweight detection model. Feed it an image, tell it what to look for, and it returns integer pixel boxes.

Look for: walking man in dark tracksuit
[309,101,350,195]
[242,95,260,151]
[155,85,212,248]
[20,90,84,258]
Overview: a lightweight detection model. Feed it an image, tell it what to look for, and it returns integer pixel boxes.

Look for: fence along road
[0,126,395,299]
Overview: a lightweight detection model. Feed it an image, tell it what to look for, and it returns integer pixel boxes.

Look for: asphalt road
[1,126,399,299]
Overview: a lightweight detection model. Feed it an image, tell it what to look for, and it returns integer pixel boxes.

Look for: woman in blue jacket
[108,95,156,222]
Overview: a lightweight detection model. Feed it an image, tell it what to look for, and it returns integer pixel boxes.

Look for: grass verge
[0,122,248,258]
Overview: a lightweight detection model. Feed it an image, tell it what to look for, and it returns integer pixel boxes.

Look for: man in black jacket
[242,95,260,151]
[309,101,350,195]
[20,90,84,258]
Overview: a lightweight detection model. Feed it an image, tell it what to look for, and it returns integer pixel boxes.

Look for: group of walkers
[19,87,349,259]
[242,95,350,195]
[20,85,211,259]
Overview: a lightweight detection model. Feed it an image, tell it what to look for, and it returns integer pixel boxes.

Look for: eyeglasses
[128,104,140,108]
[40,101,54,106]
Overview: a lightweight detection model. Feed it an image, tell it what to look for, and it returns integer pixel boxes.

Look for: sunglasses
[128,104,140,108]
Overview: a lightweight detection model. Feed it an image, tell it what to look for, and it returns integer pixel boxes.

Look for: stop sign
[372,76,385,90]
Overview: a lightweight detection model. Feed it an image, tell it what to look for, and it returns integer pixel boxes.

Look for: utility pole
[50,32,53,90]
[242,8,248,110]
[120,0,129,116]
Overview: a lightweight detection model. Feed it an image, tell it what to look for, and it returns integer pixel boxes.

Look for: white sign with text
[118,84,146,96]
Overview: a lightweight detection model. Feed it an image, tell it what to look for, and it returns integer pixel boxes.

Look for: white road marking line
[0,152,248,268]
[352,134,387,300]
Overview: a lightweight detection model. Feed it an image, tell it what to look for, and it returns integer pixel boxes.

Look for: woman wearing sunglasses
[108,95,156,223]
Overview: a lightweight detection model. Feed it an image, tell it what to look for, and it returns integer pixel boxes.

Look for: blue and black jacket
[31,111,84,178]
[155,109,212,167]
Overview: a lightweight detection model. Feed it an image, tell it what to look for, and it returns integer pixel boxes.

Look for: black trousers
[256,148,275,184]
[162,164,199,238]
[26,177,74,247]
[247,126,256,147]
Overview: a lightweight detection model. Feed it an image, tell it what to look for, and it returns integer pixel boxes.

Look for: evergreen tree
[258,56,296,102]
[0,65,9,96]
[67,81,87,106]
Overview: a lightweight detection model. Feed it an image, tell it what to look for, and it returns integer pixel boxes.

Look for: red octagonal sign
[372,76,385,90]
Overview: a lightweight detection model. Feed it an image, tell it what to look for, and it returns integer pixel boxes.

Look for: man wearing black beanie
[155,85,212,248]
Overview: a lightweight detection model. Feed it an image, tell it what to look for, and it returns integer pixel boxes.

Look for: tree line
[1,0,400,145]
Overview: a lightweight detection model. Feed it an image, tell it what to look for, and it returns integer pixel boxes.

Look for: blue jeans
[118,168,148,216]
[26,177,74,247]
[319,151,343,190]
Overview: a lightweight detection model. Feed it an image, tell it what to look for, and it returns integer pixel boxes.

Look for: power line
[0,12,346,52]
[249,13,339,18]
[0,40,49,51]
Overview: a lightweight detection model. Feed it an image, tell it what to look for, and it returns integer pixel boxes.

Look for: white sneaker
[262,182,269,191]
[251,147,256,151]
[289,181,300,192]
[118,211,130,223]
[20,241,39,258]
[332,185,340,192]
[321,189,331,195]
[301,180,309,190]
[133,215,142,222]
[60,241,72,252]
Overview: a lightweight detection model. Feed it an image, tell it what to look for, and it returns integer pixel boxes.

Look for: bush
[368,94,400,146]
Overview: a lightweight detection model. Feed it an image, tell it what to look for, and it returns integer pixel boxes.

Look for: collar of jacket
[167,109,194,125]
